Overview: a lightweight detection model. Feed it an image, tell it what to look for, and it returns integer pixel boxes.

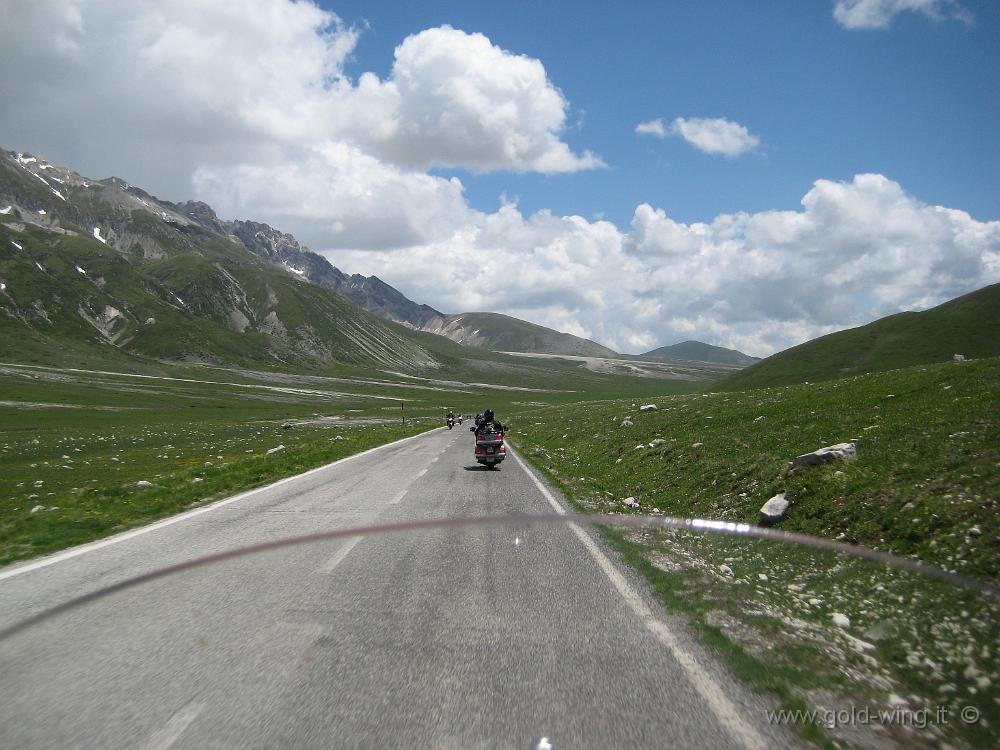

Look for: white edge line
[0,428,443,583]
[509,446,768,750]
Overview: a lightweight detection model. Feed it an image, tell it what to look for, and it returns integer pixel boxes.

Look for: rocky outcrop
[790,442,857,469]
[759,492,789,526]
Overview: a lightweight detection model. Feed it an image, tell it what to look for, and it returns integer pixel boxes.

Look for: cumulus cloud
[330,174,999,356]
[1,1,995,358]
[637,116,760,156]
[668,117,761,157]
[0,2,600,206]
[348,26,604,173]
[192,143,475,250]
[833,0,973,29]
[635,119,668,138]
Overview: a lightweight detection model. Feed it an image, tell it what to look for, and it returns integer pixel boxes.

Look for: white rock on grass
[266,445,286,455]
[719,564,733,576]
[831,612,851,629]
[622,497,639,509]
[648,439,666,448]
[639,404,657,412]
[691,442,703,449]
[753,416,765,422]
[135,480,153,488]
[968,526,982,537]
[634,444,644,451]
[30,505,44,513]
[790,442,857,469]
[759,492,789,526]
[620,419,634,428]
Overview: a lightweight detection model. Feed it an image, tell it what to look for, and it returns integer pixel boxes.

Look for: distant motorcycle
[473,424,506,469]
[447,416,455,429]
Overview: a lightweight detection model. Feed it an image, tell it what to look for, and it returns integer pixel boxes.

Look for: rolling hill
[637,340,759,366]
[718,283,1000,390]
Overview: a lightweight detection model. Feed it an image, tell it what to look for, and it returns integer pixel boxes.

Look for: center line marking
[141,701,203,750]
[320,536,363,573]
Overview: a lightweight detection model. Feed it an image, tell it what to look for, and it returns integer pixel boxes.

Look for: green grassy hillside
[638,340,759,366]
[425,311,619,357]
[512,357,1000,748]
[719,283,1000,390]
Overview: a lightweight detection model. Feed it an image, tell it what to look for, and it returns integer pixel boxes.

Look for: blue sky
[325,0,999,226]
[2,0,998,354]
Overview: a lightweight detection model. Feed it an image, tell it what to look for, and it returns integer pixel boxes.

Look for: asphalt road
[0,427,797,749]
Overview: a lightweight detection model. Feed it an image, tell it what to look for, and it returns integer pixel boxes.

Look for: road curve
[0,427,797,749]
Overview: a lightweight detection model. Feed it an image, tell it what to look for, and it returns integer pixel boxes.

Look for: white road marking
[0,429,441,583]
[320,536,364,573]
[141,701,203,750]
[510,447,768,750]
[415,467,428,478]
[389,489,408,505]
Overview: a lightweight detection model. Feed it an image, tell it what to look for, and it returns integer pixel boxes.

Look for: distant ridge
[637,340,759,366]
[420,311,618,358]
[718,283,1000,390]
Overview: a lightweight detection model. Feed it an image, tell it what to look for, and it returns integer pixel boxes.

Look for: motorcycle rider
[475,408,506,434]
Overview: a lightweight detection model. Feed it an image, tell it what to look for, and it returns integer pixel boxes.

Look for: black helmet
[484,408,495,421]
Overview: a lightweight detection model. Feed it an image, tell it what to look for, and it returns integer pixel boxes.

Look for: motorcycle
[447,416,455,430]
[473,424,506,469]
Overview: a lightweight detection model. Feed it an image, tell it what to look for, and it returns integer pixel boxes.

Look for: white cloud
[833,0,973,29]
[347,26,604,173]
[668,117,761,157]
[636,119,667,138]
[193,143,475,250]
[330,174,999,357]
[0,2,600,208]
[1,1,995,358]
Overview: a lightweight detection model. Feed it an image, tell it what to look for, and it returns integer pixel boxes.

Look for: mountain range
[3,147,998,397]
[0,148,755,370]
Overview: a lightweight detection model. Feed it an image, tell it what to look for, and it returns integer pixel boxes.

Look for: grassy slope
[442,311,619,357]
[0,371,439,566]
[510,358,999,747]
[639,340,759,366]
[720,283,1000,391]
[0,220,704,400]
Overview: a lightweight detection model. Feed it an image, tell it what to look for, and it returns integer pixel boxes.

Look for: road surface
[0,427,796,749]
